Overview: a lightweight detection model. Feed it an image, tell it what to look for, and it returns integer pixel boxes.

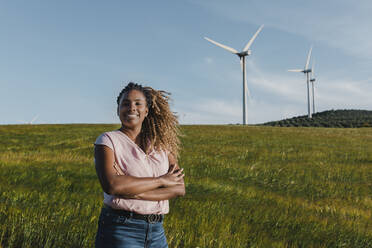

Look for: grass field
[0,124,371,247]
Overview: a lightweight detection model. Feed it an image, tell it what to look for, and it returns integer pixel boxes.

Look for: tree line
[262,109,372,128]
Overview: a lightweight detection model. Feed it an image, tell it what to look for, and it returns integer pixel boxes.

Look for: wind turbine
[29,115,39,124]
[18,115,39,125]
[288,46,313,118]
[204,25,264,125]
[310,61,316,114]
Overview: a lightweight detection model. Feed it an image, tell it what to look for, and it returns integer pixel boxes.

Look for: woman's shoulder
[98,130,121,137]
[94,130,122,149]
[95,130,116,140]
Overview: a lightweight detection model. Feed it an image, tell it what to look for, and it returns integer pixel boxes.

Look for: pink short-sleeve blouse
[94,130,170,215]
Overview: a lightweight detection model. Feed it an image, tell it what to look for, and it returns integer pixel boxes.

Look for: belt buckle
[147,214,160,224]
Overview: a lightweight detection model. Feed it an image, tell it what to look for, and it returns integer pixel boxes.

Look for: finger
[173,168,183,176]
[176,171,185,178]
[169,164,176,173]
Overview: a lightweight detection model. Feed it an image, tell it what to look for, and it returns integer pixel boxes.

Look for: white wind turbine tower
[288,46,313,118]
[310,61,316,114]
[204,25,264,125]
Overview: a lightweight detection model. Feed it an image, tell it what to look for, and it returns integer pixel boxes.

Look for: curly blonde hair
[117,82,181,158]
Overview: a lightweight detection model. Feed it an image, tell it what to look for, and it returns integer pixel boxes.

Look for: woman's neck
[120,126,148,153]
[119,126,141,144]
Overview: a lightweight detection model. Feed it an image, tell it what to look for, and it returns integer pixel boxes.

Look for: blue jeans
[95,207,168,248]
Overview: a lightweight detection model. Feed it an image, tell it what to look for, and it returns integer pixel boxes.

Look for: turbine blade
[243,24,264,52]
[305,45,313,70]
[246,80,251,99]
[30,115,39,124]
[288,69,303,72]
[204,37,238,54]
[311,60,315,78]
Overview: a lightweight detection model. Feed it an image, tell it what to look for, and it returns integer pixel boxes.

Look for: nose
[129,102,137,112]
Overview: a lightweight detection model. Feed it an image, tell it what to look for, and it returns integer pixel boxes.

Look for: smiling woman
[94,82,185,248]
[118,90,149,131]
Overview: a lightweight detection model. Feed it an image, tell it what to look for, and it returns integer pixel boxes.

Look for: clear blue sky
[1,0,371,124]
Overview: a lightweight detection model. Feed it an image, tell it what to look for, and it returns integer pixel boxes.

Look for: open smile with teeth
[126,114,139,119]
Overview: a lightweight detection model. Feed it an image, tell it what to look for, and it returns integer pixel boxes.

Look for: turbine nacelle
[237,50,251,57]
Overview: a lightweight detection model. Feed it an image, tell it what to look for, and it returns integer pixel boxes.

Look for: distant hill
[262,109,372,128]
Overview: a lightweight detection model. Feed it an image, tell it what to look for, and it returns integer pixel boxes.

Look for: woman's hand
[159,164,185,187]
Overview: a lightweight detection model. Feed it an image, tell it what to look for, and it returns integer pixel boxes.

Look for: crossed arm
[94,145,185,201]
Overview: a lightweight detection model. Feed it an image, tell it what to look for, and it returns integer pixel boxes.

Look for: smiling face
[117,89,149,129]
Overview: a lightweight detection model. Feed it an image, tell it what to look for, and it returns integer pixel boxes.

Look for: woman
[94,82,185,248]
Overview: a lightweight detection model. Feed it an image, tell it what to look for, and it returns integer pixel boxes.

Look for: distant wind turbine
[18,115,39,125]
[288,46,313,118]
[310,61,316,114]
[204,24,264,125]
[30,115,39,124]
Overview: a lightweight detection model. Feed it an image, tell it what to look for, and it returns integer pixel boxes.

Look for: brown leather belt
[103,205,164,224]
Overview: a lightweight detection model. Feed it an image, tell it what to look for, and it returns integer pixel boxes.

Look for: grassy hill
[262,109,372,128]
[0,124,371,247]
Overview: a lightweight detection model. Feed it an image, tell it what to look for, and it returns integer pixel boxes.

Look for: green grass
[0,124,371,247]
